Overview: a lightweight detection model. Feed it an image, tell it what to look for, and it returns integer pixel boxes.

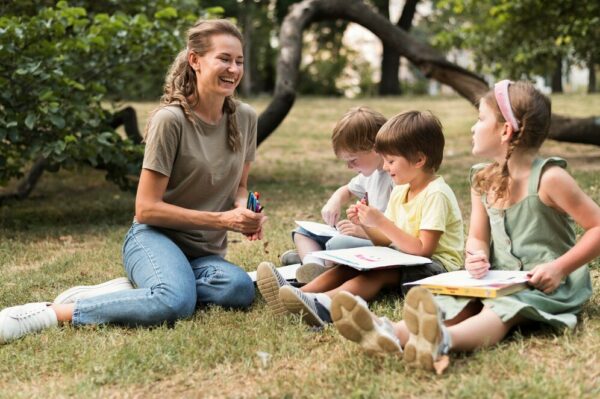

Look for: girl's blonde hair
[472,81,551,200]
[146,19,243,151]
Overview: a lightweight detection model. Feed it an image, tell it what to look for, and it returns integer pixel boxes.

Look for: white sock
[302,255,325,266]
[314,293,332,310]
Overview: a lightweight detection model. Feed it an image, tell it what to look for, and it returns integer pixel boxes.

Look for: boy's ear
[414,152,427,169]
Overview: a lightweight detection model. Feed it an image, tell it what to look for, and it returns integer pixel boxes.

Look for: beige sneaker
[295,262,327,284]
[256,262,289,317]
[279,250,301,266]
[331,291,402,355]
[403,287,451,374]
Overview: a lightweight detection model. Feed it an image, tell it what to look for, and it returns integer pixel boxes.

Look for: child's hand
[346,205,360,224]
[336,219,362,236]
[527,262,564,294]
[321,201,341,226]
[465,250,490,279]
[355,203,383,227]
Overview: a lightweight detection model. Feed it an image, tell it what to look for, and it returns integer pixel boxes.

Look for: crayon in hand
[360,192,369,206]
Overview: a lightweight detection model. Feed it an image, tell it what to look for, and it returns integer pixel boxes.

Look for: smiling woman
[0,19,267,344]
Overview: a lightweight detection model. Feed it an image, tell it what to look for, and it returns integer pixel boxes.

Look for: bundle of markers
[247,191,264,213]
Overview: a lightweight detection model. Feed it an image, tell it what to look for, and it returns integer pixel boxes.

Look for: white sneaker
[331,291,402,355]
[0,302,58,344]
[256,262,290,317]
[403,286,451,373]
[53,277,134,304]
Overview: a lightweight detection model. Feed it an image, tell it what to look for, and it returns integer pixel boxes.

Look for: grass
[1,93,600,398]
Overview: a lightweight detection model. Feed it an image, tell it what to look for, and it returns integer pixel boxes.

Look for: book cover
[405,270,530,298]
[311,246,431,271]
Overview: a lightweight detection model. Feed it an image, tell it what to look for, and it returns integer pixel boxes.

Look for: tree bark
[379,0,418,95]
[588,57,596,94]
[257,0,600,147]
[551,56,563,93]
[0,157,47,204]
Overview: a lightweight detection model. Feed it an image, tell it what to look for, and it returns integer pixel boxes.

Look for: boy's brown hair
[375,110,445,172]
[331,107,387,155]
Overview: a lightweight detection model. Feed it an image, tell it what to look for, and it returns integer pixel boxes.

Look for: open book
[295,220,340,237]
[310,246,431,271]
[404,270,530,298]
[247,264,300,282]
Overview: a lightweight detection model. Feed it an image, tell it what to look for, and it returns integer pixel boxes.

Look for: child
[331,80,600,374]
[258,111,464,326]
[284,106,394,284]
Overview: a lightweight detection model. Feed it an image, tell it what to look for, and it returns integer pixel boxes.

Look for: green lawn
[1,94,599,398]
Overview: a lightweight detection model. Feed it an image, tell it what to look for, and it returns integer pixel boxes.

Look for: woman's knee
[151,283,197,321]
[216,274,255,309]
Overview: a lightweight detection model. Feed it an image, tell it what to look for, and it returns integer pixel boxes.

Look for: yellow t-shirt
[384,176,464,271]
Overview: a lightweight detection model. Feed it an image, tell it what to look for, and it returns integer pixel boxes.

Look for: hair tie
[494,80,520,132]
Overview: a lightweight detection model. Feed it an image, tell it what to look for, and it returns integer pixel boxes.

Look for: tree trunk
[378,0,418,96]
[256,0,600,147]
[240,0,254,97]
[588,57,596,94]
[551,56,563,93]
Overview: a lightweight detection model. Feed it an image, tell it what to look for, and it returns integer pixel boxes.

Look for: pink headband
[494,80,520,132]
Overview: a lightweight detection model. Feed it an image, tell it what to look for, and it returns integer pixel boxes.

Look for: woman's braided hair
[145,19,243,152]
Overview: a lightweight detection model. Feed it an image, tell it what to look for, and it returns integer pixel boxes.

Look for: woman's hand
[321,201,341,226]
[465,250,490,279]
[220,208,265,234]
[355,203,384,227]
[336,219,363,237]
[527,262,564,294]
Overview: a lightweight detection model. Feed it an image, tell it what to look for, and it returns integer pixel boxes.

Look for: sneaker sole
[331,291,401,355]
[280,250,301,266]
[278,286,324,327]
[256,263,288,317]
[53,277,133,304]
[403,287,442,371]
[295,263,326,284]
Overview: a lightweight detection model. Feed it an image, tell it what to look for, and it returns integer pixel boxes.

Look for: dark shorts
[291,226,331,249]
[399,260,446,296]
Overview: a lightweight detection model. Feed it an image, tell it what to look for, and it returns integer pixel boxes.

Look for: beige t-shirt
[142,102,257,258]
[384,176,464,271]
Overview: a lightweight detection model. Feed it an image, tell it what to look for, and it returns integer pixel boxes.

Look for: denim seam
[130,228,164,287]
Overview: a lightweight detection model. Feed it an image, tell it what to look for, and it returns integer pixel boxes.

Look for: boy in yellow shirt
[259,111,464,327]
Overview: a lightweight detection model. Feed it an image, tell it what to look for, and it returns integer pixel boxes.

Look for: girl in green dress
[329,80,600,374]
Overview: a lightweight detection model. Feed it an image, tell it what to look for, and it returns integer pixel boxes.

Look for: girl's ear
[500,122,515,144]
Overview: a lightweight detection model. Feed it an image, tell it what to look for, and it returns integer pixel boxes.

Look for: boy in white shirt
[282,107,394,284]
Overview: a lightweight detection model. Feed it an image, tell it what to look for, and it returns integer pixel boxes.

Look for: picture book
[404,270,530,298]
[295,220,340,237]
[310,246,431,271]
[248,264,300,283]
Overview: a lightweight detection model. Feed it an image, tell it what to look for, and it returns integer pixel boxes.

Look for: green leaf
[24,114,36,129]
[155,7,178,20]
[49,114,66,129]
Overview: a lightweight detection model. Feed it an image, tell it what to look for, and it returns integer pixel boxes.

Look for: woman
[0,19,265,343]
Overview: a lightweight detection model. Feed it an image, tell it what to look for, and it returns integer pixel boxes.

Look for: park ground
[1,95,599,398]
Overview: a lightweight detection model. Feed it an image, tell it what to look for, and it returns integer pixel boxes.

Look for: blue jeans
[72,222,255,326]
[293,227,373,251]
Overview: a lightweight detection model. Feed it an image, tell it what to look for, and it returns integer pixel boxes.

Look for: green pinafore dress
[435,157,593,329]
